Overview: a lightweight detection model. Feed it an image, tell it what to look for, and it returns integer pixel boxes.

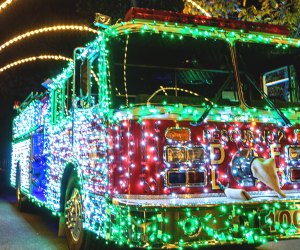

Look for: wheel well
[60,164,77,213]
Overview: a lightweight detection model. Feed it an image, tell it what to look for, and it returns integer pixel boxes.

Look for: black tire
[65,174,89,250]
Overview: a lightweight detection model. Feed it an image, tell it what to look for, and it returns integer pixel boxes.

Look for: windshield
[236,41,300,108]
[108,33,238,108]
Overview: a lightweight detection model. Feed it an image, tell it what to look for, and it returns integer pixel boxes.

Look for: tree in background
[183,0,300,37]
[76,0,184,24]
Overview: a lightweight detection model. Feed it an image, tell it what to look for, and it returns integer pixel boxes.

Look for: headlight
[187,147,204,163]
[286,146,300,160]
[164,146,204,164]
[165,147,186,163]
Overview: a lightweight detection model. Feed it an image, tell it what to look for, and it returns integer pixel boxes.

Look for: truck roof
[124,7,290,36]
[102,7,299,50]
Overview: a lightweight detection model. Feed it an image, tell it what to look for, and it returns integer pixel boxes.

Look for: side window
[90,57,100,104]
[74,48,100,107]
[80,58,91,103]
[263,65,299,104]
[51,78,71,124]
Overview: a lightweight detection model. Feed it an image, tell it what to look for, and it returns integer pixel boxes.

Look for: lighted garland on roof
[0,25,98,53]
[110,20,300,47]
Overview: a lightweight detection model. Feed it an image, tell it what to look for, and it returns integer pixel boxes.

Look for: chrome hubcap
[66,188,82,242]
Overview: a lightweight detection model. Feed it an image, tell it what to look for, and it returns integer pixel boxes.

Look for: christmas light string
[0,54,72,73]
[0,0,16,13]
[0,25,98,53]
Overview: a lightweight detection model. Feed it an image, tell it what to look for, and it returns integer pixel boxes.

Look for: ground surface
[0,187,67,250]
[0,177,300,250]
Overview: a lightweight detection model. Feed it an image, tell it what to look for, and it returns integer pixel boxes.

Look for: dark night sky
[0,0,96,162]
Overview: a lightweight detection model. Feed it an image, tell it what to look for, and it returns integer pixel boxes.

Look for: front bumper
[107,192,300,248]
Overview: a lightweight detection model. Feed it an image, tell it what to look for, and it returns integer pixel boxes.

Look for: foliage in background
[76,0,184,24]
[184,0,300,37]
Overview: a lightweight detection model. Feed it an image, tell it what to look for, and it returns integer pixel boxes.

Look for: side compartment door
[11,139,31,195]
[31,133,47,202]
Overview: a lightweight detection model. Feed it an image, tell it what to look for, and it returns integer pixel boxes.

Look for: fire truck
[11,7,300,249]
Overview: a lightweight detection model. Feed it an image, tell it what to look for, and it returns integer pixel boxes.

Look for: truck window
[263,66,297,103]
[50,77,72,124]
[236,41,300,108]
[74,50,100,107]
[108,33,238,108]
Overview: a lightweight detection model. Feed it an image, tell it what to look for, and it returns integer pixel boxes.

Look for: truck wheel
[65,175,88,250]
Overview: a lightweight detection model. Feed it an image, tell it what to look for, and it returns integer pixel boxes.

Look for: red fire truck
[11,8,300,249]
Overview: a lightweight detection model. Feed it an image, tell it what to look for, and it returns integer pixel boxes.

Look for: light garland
[0,54,73,73]
[0,0,16,13]
[113,20,300,47]
[0,25,98,53]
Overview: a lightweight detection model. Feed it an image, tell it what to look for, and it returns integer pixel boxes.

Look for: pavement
[0,190,67,250]
[1,172,300,250]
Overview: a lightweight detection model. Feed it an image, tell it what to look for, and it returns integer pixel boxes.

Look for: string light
[0,25,98,53]
[0,54,73,73]
[185,0,212,17]
[0,0,16,13]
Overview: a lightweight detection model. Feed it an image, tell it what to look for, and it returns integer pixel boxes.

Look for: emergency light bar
[125,8,290,36]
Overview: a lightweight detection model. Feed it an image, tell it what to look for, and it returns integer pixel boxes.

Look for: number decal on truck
[266,209,300,232]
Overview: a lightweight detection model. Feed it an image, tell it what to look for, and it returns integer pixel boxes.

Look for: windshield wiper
[191,76,232,126]
[245,75,291,127]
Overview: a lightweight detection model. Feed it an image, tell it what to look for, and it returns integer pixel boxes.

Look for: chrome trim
[112,192,300,208]
[113,189,300,200]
